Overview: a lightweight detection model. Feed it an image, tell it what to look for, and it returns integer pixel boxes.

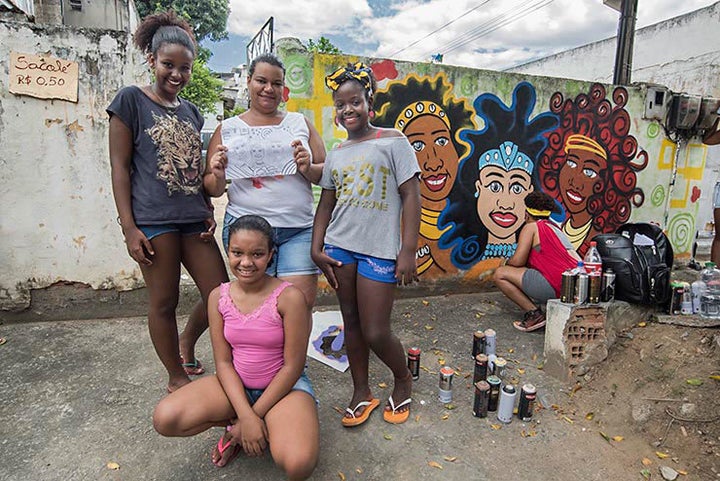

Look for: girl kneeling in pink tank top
[153,215,319,479]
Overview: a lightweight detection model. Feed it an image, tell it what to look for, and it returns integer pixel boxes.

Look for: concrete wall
[0,25,713,317]
[507,2,720,231]
[0,20,147,311]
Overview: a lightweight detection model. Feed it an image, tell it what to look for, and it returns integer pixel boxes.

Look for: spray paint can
[517,383,537,421]
[588,273,601,304]
[473,354,488,383]
[473,380,490,418]
[574,272,589,304]
[487,375,501,412]
[487,354,498,376]
[472,330,486,360]
[407,347,421,381]
[669,281,684,315]
[601,268,616,302]
[484,328,497,356]
[680,282,693,315]
[561,270,576,303]
[497,384,518,424]
[493,357,508,382]
[692,279,706,314]
[438,366,454,403]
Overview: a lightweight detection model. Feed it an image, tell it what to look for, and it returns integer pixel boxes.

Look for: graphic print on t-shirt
[146,112,204,196]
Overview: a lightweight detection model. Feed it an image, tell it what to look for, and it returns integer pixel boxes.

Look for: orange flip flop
[383,396,412,424]
[342,398,380,427]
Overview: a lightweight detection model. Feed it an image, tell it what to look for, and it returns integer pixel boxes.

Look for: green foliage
[306,36,342,55]
[224,104,246,119]
[135,0,229,43]
[180,56,223,115]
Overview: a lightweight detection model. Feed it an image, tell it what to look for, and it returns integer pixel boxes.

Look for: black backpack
[592,223,674,306]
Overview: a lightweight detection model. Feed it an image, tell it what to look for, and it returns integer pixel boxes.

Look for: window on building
[69,0,82,11]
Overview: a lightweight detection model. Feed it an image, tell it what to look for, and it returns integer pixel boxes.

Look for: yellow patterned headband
[325,62,373,93]
[526,207,551,217]
[563,134,607,160]
[395,101,451,131]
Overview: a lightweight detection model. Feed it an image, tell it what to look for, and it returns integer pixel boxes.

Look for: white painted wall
[509,1,720,239]
[0,21,147,310]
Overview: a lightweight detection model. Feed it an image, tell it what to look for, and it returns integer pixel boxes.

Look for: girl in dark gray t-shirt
[107,11,227,394]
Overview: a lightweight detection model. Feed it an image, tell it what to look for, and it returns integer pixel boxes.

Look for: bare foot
[167,375,191,393]
[385,373,412,414]
[212,430,242,467]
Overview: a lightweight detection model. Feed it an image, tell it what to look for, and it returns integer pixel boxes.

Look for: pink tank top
[219,281,291,389]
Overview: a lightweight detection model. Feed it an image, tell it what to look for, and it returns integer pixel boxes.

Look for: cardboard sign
[9,52,79,102]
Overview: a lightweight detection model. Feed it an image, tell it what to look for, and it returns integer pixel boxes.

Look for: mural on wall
[372,74,476,279]
[438,81,558,271]
[538,83,648,256]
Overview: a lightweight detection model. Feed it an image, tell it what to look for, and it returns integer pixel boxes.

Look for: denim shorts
[244,371,317,405]
[137,221,207,241]
[324,244,397,284]
[223,212,318,277]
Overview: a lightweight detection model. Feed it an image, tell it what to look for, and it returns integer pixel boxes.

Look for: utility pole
[607,0,638,85]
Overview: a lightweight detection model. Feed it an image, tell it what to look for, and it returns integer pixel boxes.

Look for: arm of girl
[208,286,268,457]
[396,177,421,286]
[506,223,535,268]
[311,189,342,289]
[203,125,229,198]
[250,285,310,417]
[295,118,326,184]
[109,116,154,265]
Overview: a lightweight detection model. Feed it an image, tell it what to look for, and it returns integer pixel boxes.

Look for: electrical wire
[412,0,554,62]
[388,1,492,58]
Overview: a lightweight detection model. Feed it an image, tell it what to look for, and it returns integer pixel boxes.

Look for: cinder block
[544,299,654,382]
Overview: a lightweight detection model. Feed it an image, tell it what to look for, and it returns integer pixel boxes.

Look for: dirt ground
[565,299,720,479]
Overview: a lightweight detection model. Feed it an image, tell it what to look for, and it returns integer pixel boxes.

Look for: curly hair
[133,10,196,57]
[524,192,558,214]
[438,82,558,268]
[372,74,475,156]
[538,83,647,255]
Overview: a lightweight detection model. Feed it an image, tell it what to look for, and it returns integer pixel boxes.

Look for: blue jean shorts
[223,212,318,277]
[137,221,207,241]
[324,244,397,284]
[244,371,317,405]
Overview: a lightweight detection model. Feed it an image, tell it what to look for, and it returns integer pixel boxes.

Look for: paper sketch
[308,311,348,372]
[223,124,297,179]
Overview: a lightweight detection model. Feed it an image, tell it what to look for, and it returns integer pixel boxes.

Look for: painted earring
[369,110,375,119]
[334,117,340,126]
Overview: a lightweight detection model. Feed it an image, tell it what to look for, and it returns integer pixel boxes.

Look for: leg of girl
[139,233,189,393]
[178,234,228,372]
[333,263,377,424]
[264,390,319,480]
[356,276,412,423]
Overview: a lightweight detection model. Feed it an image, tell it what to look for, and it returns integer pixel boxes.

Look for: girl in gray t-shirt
[312,63,421,426]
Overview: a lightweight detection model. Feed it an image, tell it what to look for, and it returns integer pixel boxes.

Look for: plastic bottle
[583,241,603,276]
[583,242,602,303]
[700,262,720,319]
[691,278,706,314]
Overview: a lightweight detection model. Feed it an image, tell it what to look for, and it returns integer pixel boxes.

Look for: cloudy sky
[204,0,717,72]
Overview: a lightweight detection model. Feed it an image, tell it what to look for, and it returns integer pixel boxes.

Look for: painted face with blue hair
[474,140,534,242]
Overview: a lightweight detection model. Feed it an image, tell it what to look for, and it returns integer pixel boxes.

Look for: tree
[135,0,229,115]
[306,36,342,55]
[135,0,229,42]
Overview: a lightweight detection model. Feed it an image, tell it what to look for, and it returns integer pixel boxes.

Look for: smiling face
[332,80,371,137]
[558,148,607,215]
[404,115,458,202]
[247,61,285,114]
[227,228,274,282]
[149,43,194,99]
[475,165,534,241]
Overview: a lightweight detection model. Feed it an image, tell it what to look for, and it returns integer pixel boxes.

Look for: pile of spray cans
[560,262,615,305]
[470,328,537,423]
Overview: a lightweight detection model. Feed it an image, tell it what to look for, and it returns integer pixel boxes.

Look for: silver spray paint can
[496,383,517,424]
[483,328,496,357]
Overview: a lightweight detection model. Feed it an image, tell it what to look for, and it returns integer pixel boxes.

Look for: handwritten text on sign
[9,52,79,102]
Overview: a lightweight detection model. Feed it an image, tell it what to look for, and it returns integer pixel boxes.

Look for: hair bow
[325,62,373,93]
